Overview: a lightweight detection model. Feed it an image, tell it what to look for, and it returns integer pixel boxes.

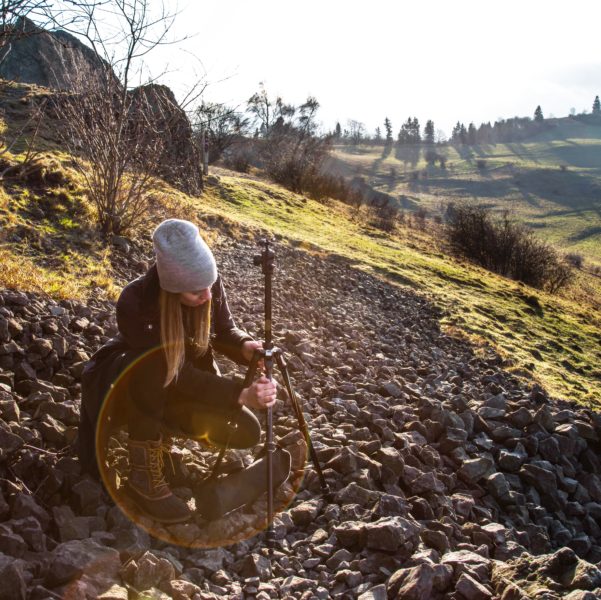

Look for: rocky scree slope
[0,236,600,599]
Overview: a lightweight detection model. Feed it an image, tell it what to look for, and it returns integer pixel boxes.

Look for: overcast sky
[150,0,601,138]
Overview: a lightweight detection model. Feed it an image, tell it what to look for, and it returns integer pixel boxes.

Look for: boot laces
[148,443,172,490]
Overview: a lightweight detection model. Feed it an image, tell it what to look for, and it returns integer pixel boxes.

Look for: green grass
[200,169,601,409]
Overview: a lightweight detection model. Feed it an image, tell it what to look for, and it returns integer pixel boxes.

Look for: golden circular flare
[95,347,306,548]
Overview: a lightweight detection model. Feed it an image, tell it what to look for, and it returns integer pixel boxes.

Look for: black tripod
[245,239,330,546]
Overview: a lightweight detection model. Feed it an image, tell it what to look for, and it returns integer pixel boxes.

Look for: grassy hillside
[0,81,599,409]
[194,168,601,408]
[327,118,601,267]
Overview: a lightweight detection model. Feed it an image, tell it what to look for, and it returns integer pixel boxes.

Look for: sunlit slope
[327,120,601,265]
[199,169,601,408]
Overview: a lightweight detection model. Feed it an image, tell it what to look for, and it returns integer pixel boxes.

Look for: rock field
[0,233,600,599]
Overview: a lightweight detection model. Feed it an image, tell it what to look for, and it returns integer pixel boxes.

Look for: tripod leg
[243,349,263,387]
[275,353,331,498]
[265,404,275,546]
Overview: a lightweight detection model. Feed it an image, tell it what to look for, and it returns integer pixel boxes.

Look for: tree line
[329,96,601,148]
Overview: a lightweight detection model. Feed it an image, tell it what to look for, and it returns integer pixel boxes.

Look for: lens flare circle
[95,346,305,548]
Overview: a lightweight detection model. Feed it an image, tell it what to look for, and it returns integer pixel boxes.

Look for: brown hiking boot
[126,436,191,524]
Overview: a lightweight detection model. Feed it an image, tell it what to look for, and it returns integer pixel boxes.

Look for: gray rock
[387,563,434,599]
[335,482,380,507]
[290,499,323,526]
[0,530,27,557]
[334,521,365,548]
[455,572,493,599]
[507,407,533,429]
[364,516,421,552]
[486,472,511,502]
[190,547,231,572]
[458,457,495,483]
[420,528,450,553]
[45,538,120,587]
[498,443,527,472]
[97,584,129,600]
[37,412,66,444]
[357,583,386,600]
[380,381,403,398]
[235,553,271,580]
[519,463,557,496]
[280,575,316,594]
[11,493,51,530]
[132,551,176,591]
[441,550,491,581]
[0,552,26,600]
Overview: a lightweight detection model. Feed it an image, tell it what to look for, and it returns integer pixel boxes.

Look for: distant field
[327,119,601,265]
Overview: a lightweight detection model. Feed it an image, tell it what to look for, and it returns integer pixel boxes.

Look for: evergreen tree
[397,118,412,144]
[451,121,462,143]
[424,120,435,144]
[334,122,342,138]
[384,117,393,143]
[467,122,477,145]
[411,117,421,143]
[593,96,601,114]
[374,126,382,142]
[534,105,544,122]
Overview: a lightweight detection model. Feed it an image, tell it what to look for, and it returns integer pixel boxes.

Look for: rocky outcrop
[129,84,202,194]
[0,231,600,598]
[0,20,203,195]
[0,17,106,91]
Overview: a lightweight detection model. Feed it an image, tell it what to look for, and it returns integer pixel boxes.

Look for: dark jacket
[76,264,253,477]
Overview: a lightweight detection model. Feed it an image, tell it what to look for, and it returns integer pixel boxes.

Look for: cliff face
[0,17,106,91]
[129,84,202,193]
[0,19,203,194]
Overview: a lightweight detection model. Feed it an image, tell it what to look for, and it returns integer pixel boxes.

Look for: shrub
[368,203,397,232]
[222,146,252,173]
[413,207,428,230]
[445,204,573,292]
[565,252,584,269]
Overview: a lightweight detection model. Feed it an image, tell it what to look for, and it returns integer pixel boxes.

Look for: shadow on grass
[370,264,420,289]
[568,225,601,242]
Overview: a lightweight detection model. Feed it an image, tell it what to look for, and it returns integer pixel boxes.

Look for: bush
[476,159,487,170]
[368,203,397,232]
[413,207,428,230]
[445,204,573,292]
[222,146,252,173]
[565,252,584,269]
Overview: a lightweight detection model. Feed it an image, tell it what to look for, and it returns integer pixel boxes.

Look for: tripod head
[253,238,275,275]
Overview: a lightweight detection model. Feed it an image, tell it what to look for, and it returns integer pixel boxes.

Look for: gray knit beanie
[152,219,217,293]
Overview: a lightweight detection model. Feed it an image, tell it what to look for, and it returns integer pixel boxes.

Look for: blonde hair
[159,288,211,387]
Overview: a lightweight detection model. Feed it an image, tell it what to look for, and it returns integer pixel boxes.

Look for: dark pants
[125,352,261,449]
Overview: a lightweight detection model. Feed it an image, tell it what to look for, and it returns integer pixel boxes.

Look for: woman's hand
[238,375,277,410]
[242,340,266,371]
[242,340,263,363]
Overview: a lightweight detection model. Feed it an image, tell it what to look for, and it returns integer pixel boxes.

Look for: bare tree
[55,0,201,236]
[247,82,295,135]
[192,100,249,164]
[346,119,366,146]
[247,87,332,194]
